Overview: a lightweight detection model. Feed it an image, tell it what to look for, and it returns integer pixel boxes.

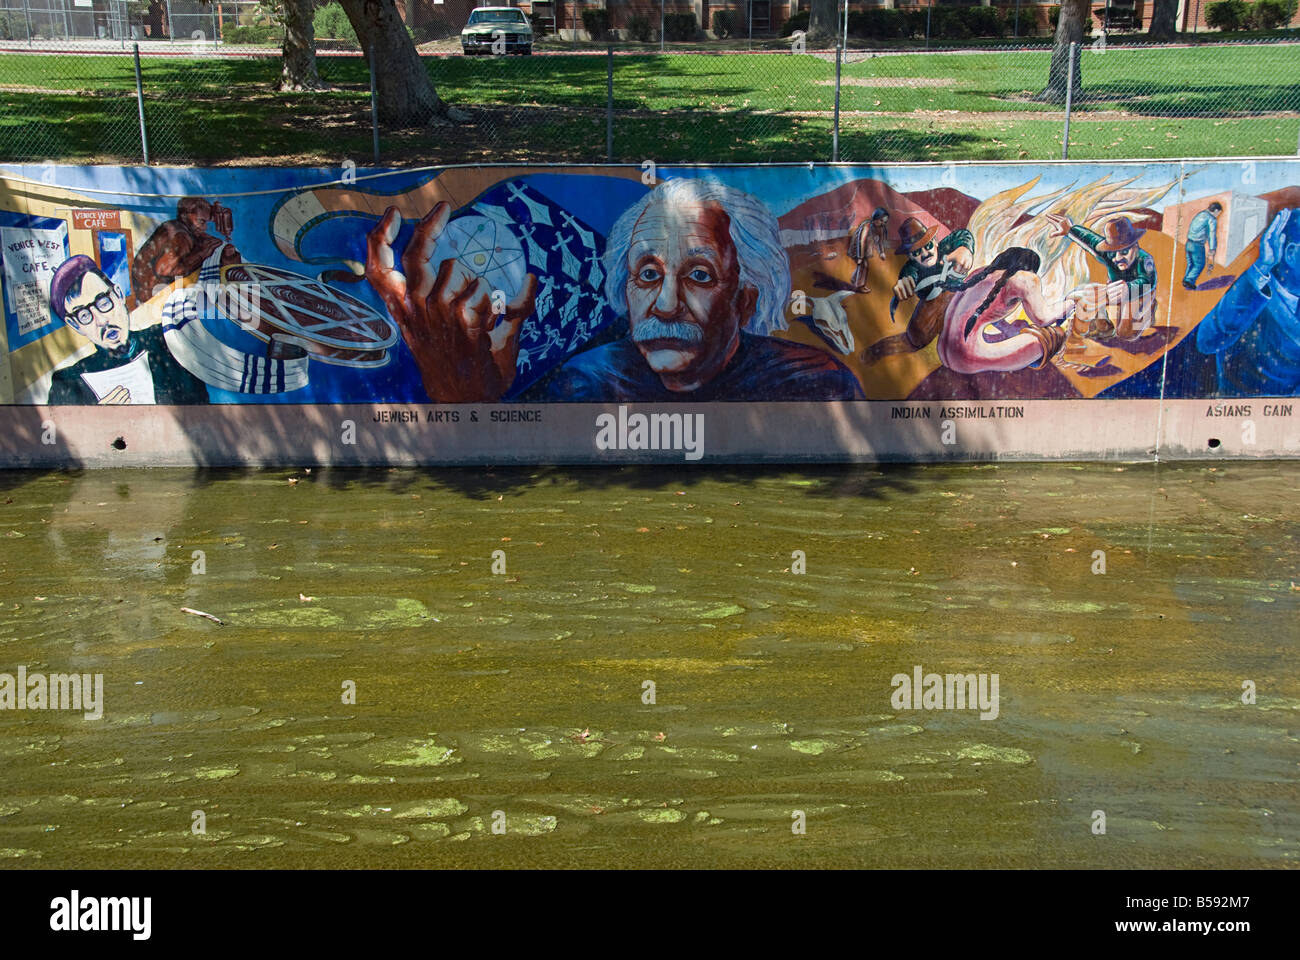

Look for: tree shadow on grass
[146,93,377,163]
[987,80,1300,119]
[428,55,610,109]
[433,53,834,113]
[609,110,834,163]
[142,56,371,91]
[836,124,1004,163]
[1070,81,1300,118]
[0,92,145,161]
[381,105,836,165]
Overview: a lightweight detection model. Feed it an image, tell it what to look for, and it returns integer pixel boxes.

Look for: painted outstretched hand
[366,204,538,403]
[1045,213,1073,238]
[1257,209,1293,272]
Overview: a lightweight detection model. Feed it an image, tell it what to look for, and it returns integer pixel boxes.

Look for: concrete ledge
[2,399,1294,468]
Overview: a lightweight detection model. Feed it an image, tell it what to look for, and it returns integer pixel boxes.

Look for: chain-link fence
[0,46,145,161]
[0,42,370,164]
[0,0,132,43]
[1,29,1298,166]
[140,47,367,163]
[0,0,266,44]
[837,38,1300,162]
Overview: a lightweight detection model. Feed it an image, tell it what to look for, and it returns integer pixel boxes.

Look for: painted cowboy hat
[1096,217,1146,252]
[896,216,939,254]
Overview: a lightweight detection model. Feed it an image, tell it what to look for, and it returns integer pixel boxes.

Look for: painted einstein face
[623,199,756,391]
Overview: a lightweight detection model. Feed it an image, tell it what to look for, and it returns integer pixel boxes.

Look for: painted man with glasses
[46,255,209,405]
[864,215,974,362]
[1046,213,1158,340]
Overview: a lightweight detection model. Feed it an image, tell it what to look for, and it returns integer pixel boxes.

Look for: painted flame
[965,173,1179,306]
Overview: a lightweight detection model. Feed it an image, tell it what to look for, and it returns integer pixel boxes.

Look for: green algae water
[0,462,1296,869]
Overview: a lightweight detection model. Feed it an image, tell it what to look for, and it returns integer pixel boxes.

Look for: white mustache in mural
[631,317,706,345]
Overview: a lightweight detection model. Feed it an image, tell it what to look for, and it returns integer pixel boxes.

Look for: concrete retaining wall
[1,159,1297,466]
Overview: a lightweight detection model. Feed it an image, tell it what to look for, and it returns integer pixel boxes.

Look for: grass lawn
[0,43,1295,165]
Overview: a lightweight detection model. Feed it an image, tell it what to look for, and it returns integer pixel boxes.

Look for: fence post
[659,0,664,52]
[1061,41,1077,160]
[20,0,30,45]
[369,40,380,165]
[134,43,150,165]
[606,43,614,162]
[164,0,174,41]
[832,41,841,163]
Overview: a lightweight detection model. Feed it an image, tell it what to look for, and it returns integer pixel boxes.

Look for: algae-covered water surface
[0,462,1296,868]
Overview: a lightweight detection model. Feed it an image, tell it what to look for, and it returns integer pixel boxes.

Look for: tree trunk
[808,0,839,41]
[340,0,452,127]
[279,0,323,92]
[1036,0,1088,103]
[1147,0,1179,39]
[147,0,166,39]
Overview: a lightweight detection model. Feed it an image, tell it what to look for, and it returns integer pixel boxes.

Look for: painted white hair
[602,177,791,336]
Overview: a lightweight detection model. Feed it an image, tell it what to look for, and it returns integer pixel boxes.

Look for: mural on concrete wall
[0,161,1296,407]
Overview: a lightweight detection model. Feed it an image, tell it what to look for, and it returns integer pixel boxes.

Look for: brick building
[400,0,483,39]
[402,0,1300,39]
[402,1,800,38]
[514,1,798,37]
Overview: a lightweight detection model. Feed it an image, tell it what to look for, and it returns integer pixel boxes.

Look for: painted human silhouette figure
[506,182,553,225]
[535,274,557,318]
[559,281,584,325]
[561,211,597,250]
[520,223,550,271]
[551,233,581,278]
[585,248,604,290]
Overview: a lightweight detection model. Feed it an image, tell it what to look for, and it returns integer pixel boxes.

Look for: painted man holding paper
[46,255,209,405]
